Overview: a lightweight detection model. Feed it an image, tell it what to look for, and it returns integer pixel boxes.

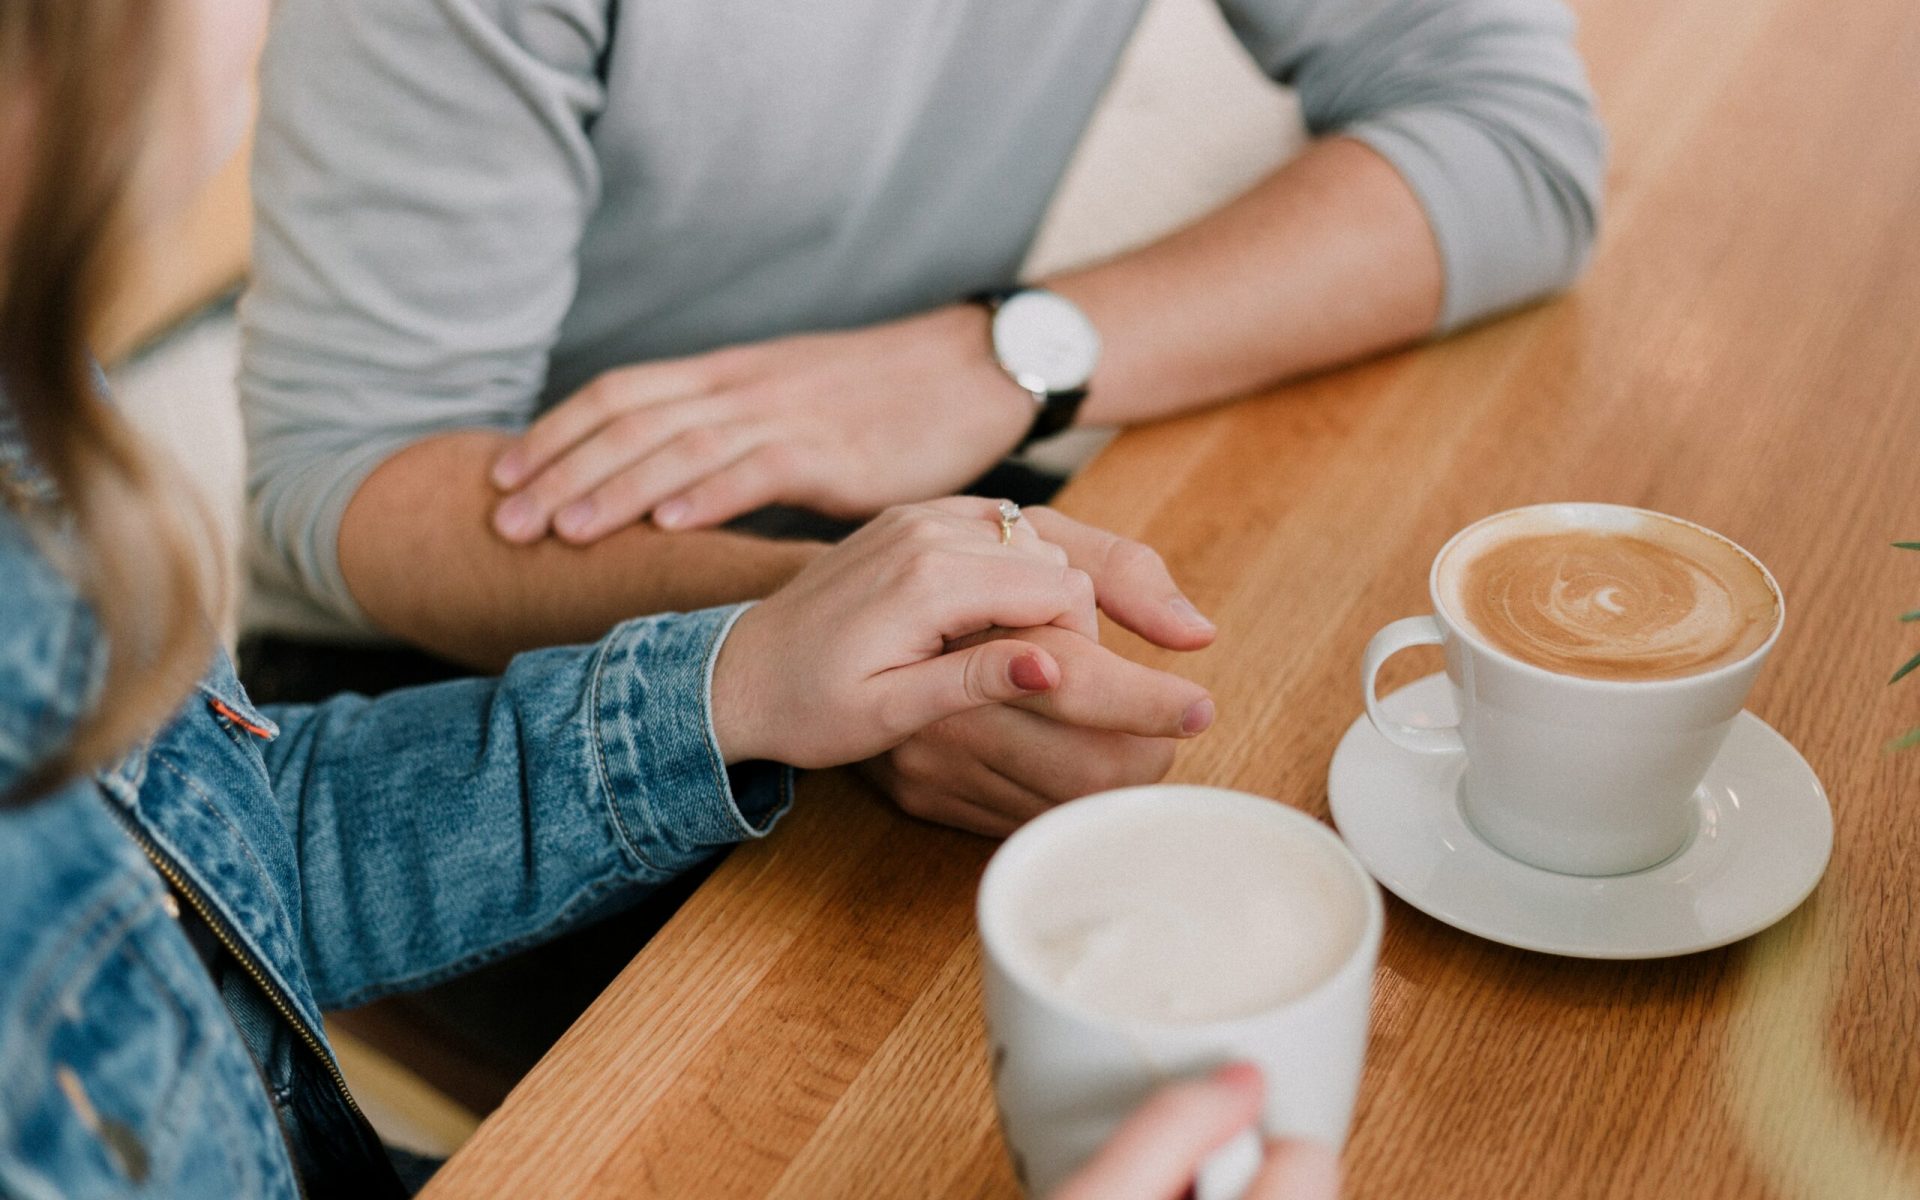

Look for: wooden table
[422,0,1920,1192]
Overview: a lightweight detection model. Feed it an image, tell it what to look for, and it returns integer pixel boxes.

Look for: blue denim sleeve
[255,604,791,1010]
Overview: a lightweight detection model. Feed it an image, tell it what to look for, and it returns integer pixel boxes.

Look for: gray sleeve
[240,0,610,628]
[1216,0,1606,331]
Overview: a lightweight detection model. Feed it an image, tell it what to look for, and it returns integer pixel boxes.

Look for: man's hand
[487,305,1037,544]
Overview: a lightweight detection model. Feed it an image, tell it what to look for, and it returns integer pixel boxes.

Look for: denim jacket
[0,415,791,1198]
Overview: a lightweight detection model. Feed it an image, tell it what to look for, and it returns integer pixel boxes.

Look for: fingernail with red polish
[1211,1061,1261,1090]
[495,495,536,540]
[1170,597,1214,631]
[491,451,526,489]
[556,499,596,538]
[1009,653,1054,693]
[1181,697,1216,735]
[654,499,691,530]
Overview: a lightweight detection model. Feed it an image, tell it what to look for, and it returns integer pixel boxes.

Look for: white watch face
[992,290,1101,394]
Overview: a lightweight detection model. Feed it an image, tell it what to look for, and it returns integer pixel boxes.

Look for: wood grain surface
[421,0,1920,1193]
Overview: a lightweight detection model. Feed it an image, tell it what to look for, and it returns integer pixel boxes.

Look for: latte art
[1443,517,1778,681]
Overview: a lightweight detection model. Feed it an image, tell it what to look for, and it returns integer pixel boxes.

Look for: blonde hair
[1,0,218,799]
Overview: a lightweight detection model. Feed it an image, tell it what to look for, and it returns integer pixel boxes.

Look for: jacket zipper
[102,801,368,1125]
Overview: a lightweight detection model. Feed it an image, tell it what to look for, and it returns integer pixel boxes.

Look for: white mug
[978,786,1383,1199]
[1362,503,1784,876]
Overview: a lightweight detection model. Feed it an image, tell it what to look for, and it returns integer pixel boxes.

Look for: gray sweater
[240,0,1605,636]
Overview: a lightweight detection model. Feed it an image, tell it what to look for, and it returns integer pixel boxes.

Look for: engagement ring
[997,500,1021,545]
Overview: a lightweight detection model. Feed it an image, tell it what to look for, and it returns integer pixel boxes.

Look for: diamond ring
[997,500,1022,545]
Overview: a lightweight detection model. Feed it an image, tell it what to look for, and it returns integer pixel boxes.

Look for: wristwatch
[971,287,1101,448]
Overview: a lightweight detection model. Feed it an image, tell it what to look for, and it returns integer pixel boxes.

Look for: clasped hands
[489,309,1216,835]
[710,500,1218,836]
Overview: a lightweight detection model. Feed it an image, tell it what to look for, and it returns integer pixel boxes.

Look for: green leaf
[1893,648,1920,686]
[1896,541,1920,551]
[1903,609,1920,622]
[1888,728,1920,752]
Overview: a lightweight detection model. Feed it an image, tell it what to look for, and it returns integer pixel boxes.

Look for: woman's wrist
[710,601,774,766]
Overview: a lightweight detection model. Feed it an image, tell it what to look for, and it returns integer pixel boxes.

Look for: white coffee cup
[1362,502,1784,876]
[978,785,1383,1199]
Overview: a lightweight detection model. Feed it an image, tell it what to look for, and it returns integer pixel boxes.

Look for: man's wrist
[962,288,1101,449]
[929,304,1039,458]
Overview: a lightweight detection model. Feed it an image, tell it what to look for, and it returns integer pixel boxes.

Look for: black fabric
[167,879,409,1199]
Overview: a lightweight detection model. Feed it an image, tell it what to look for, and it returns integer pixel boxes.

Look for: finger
[865,501,1063,557]
[891,786,1024,839]
[1244,1140,1343,1200]
[493,403,718,542]
[932,796,1023,839]
[931,703,1177,803]
[947,626,1214,739]
[1052,1063,1265,1200]
[492,359,715,490]
[654,443,811,530]
[1022,507,1217,650]
[854,753,1028,836]
[914,495,1035,524]
[892,709,1063,820]
[892,496,1063,556]
[555,424,766,543]
[900,551,1099,643]
[875,638,1059,737]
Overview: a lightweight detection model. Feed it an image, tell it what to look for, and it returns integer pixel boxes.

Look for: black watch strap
[1022,386,1086,448]
[969,288,1090,451]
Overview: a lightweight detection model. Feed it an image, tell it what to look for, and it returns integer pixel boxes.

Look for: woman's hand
[1053,1065,1342,1200]
[710,498,1194,769]
[487,306,1036,544]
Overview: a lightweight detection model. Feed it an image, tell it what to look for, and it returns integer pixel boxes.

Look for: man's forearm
[338,430,823,669]
[1050,137,1444,427]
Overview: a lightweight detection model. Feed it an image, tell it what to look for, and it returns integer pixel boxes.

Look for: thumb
[877,639,1059,734]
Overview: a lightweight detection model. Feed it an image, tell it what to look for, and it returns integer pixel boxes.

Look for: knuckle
[892,784,943,821]
[1086,759,1136,796]
[678,424,728,461]
[695,349,737,385]
[525,466,579,506]
[962,649,1001,705]
[1109,537,1165,577]
[897,507,950,545]
[700,345,753,387]
[892,787,931,819]
[585,373,625,418]
[873,704,918,745]
[900,546,956,593]
[1107,737,1175,787]
[754,441,804,480]
[1063,567,1096,604]
[610,411,658,451]
[888,738,940,781]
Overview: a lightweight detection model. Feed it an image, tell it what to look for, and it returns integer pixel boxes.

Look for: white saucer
[1328,674,1832,959]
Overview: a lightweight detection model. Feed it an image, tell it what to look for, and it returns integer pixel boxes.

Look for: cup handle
[1362,617,1466,755]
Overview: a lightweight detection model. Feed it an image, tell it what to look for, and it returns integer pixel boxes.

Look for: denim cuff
[592,604,794,868]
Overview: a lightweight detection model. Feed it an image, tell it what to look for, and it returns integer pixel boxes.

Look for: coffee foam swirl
[1443,518,1777,681]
